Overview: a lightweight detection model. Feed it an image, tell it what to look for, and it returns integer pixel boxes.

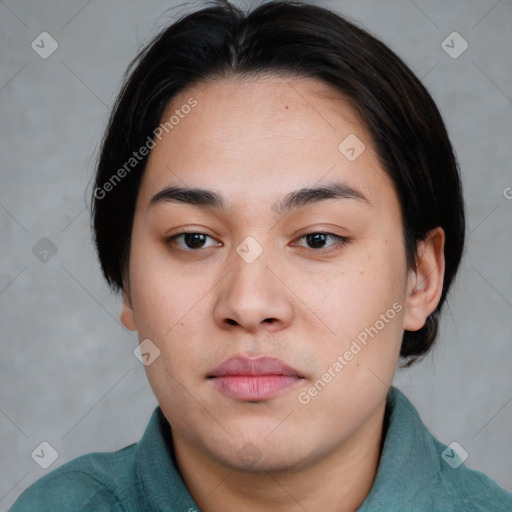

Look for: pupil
[308,233,326,248]
[185,233,205,248]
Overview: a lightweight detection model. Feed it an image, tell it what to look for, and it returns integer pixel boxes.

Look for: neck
[173,398,387,512]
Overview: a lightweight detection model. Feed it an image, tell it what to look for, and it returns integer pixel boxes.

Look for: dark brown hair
[91,0,465,365]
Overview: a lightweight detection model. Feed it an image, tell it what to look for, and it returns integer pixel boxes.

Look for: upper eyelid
[168,230,343,240]
[168,231,348,249]
[292,232,349,249]
[168,232,221,246]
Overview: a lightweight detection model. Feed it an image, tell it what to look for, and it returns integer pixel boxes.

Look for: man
[10,1,512,510]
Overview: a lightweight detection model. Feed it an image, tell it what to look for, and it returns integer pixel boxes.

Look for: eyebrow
[148,181,371,215]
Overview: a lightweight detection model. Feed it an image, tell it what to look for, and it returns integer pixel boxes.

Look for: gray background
[1,0,511,508]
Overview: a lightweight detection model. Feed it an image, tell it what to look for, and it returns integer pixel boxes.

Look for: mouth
[207,355,305,401]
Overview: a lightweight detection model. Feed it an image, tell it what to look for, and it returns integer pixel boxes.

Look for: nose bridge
[214,232,294,332]
[229,233,277,299]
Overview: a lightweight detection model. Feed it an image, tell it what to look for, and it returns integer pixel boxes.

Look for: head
[91,0,464,473]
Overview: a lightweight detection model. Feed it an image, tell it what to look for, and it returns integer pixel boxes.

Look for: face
[121,75,434,473]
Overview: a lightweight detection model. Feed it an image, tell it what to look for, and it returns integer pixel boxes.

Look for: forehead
[138,74,399,219]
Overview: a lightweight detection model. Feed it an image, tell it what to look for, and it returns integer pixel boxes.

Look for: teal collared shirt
[9,387,512,511]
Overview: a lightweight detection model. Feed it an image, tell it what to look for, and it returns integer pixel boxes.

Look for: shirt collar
[357,386,447,511]
[135,406,201,511]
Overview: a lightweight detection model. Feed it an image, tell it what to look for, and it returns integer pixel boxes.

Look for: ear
[403,227,445,331]
[120,283,137,332]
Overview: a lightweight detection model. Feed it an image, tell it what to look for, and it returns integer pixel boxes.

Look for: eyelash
[165,231,351,253]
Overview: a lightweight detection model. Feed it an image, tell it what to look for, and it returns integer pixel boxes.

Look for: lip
[208,355,304,401]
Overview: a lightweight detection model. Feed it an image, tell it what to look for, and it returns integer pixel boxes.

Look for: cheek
[298,239,407,407]
[311,243,407,342]
[127,239,212,374]
[297,272,405,426]
[131,271,212,360]
[129,258,213,414]
[129,230,199,333]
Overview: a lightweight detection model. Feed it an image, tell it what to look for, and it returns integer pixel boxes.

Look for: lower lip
[210,375,302,401]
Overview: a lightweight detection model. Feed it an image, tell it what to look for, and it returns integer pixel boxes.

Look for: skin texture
[120,75,445,512]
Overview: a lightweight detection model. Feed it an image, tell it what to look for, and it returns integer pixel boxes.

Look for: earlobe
[403,227,445,332]
[120,288,137,332]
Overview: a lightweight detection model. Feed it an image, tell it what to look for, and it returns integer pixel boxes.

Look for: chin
[204,429,312,475]
[222,445,311,475]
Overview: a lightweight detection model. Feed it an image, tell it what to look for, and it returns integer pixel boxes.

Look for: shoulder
[431,436,512,511]
[9,444,137,512]
[383,388,512,512]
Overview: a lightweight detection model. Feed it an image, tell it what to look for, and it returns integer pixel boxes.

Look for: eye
[166,232,222,251]
[166,231,350,253]
[294,232,350,251]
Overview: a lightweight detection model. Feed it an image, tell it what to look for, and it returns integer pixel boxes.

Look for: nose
[213,242,294,334]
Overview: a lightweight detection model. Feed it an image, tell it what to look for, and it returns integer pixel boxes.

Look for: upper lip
[208,355,304,378]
